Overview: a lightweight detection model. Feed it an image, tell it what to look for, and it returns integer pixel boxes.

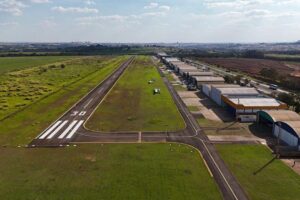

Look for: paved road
[29,57,248,200]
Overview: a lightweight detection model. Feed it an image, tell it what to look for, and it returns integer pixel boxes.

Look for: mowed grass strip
[0,56,77,75]
[0,144,221,200]
[216,144,300,200]
[86,56,185,132]
[0,56,128,146]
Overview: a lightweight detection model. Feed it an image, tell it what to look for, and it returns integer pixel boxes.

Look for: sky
[0,0,300,43]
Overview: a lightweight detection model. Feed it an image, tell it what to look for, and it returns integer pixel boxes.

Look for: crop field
[199,57,300,78]
[0,144,221,200]
[86,56,185,132]
[0,56,128,145]
[0,56,76,75]
[216,144,300,200]
[0,56,114,120]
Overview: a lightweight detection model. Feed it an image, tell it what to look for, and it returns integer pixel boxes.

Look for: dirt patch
[200,58,298,77]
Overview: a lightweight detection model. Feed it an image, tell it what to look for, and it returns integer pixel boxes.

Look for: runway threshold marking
[39,121,62,139]
[58,121,78,139]
[47,120,68,139]
[66,120,84,139]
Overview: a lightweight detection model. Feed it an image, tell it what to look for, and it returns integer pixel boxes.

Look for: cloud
[84,0,96,5]
[159,5,170,11]
[0,0,27,16]
[52,6,98,14]
[31,0,51,3]
[144,2,159,9]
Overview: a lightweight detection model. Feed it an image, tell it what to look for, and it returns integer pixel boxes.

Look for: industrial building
[192,77,225,88]
[257,110,300,149]
[210,87,259,106]
[223,97,287,121]
[202,84,240,97]
[187,71,215,81]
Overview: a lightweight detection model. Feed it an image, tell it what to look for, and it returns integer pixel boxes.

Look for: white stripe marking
[47,121,68,139]
[58,121,78,139]
[66,120,84,139]
[79,111,86,116]
[39,121,62,139]
[84,98,94,109]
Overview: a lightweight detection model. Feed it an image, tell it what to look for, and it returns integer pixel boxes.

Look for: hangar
[192,77,225,88]
[257,110,300,149]
[202,84,240,97]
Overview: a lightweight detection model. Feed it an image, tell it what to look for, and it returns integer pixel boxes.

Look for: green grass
[86,56,185,132]
[216,144,300,200]
[0,144,221,200]
[265,54,300,59]
[0,56,116,119]
[197,118,250,136]
[0,56,77,75]
[0,56,129,146]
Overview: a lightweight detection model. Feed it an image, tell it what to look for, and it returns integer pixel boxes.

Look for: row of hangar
[159,53,300,150]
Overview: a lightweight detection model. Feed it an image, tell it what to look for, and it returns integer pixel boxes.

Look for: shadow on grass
[253,156,276,175]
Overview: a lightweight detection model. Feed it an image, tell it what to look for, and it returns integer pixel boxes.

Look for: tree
[260,68,279,79]
[224,75,235,84]
[277,93,295,106]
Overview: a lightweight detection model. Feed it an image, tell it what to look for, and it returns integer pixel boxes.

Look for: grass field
[0,144,221,200]
[216,144,300,200]
[0,56,76,75]
[86,56,185,132]
[197,118,251,136]
[0,56,116,120]
[0,56,128,146]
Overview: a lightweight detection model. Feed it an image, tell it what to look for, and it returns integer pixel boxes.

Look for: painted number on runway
[79,111,86,116]
[71,111,79,116]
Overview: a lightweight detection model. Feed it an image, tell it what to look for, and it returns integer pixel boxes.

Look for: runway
[29,57,248,200]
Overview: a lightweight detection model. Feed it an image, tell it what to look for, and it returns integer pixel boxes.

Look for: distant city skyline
[1,0,300,43]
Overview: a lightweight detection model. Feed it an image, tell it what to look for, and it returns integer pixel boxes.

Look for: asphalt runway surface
[29,56,248,200]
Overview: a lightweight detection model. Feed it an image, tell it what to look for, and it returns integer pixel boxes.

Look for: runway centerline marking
[58,121,78,139]
[39,121,62,139]
[83,98,94,109]
[66,120,84,139]
[47,120,68,139]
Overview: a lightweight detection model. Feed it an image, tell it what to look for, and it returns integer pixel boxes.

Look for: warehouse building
[179,68,200,77]
[163,58,181,68]
[187,71,215,81]
[211,87,259,106]
[157,52,169,59]
[223,97,287,121]
[202,84,240,97]
[192,77,225,88]
[257,110,300,149]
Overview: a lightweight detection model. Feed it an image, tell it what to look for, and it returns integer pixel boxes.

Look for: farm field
[0,144,222,200]
[0,56,114,120]
[216,144,300,200]
[0,56,128,146]
[86,56,185,132]
[0,56,77,75]
[199,57,300,78]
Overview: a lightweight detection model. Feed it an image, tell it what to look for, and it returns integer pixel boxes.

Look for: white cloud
[84,0,96,5]
[31,0,51,3]
[144,2,158,9]
[0,0,27,16]
[52,6,98,14]
[159,5,170,11]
